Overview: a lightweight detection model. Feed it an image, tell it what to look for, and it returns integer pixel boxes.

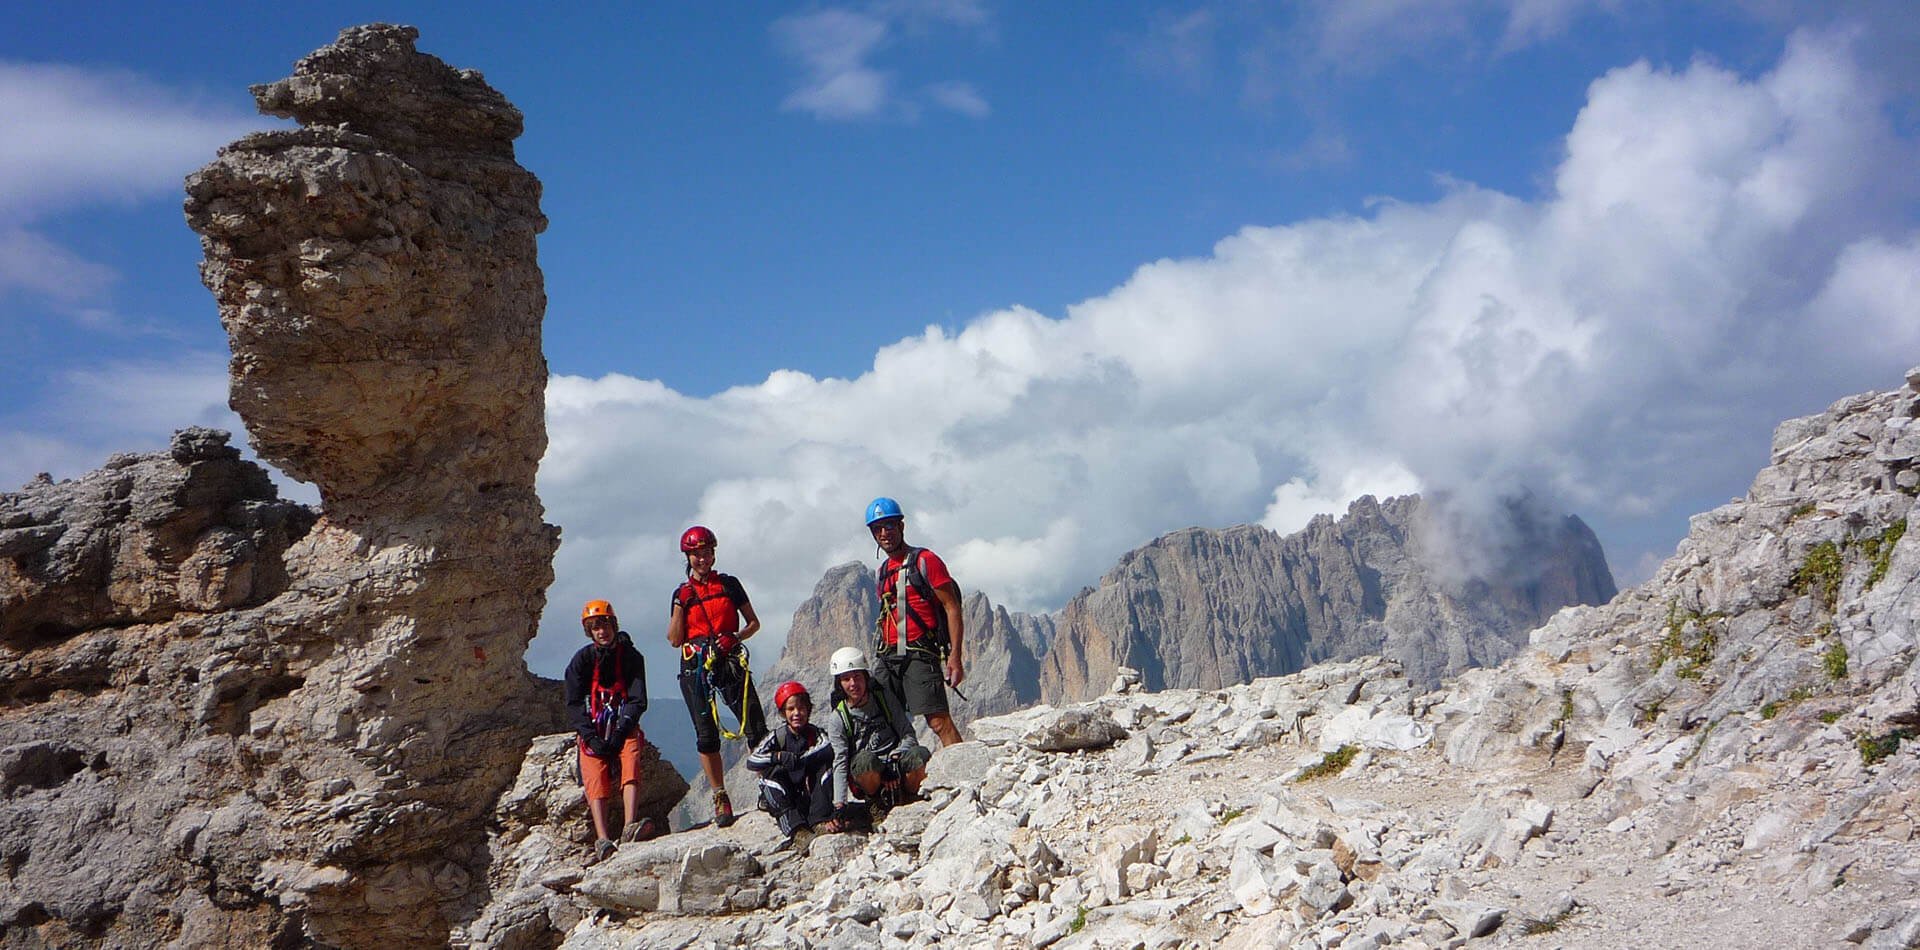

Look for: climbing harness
[589,647,626,742]
[686,638,754,741]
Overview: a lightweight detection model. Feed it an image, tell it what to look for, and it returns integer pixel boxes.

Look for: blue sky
[5,2,1918,693]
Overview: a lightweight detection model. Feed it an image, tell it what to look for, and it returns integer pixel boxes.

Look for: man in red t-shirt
[863,497,965,746]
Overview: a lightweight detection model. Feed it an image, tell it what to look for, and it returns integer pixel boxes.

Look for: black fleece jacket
[563,632,648,740]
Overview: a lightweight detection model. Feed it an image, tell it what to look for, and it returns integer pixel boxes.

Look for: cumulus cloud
[532,27,1919,679]
[772,4,993,121]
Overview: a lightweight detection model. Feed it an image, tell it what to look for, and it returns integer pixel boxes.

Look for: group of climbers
[562,496,965,859]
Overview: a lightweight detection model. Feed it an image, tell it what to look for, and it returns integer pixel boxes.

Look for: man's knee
[896,745,932,773]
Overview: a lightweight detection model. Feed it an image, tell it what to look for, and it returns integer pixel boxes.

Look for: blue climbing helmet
[865,496,904,526]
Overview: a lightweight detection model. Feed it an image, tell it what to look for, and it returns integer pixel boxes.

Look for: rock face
[0,25,566,949]
[460,734,688,949]
[1,429,314,649]
[769,562,1053,725]
[1040,494,1617,700]
[188,24,549,526]
[466,369,1919,950]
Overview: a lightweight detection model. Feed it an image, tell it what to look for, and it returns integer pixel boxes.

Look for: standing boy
[565,599,653,862]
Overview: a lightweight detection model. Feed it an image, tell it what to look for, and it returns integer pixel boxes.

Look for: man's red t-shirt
[876,548,953,647]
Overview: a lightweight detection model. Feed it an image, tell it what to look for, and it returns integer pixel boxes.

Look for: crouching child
[824,647,930,829]
[744,680,834,842]
[566,599,656,863]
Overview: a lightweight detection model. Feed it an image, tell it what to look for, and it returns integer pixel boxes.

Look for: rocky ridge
[774,497,1614,732]
[1,25,578,949]
[468,369,1918,948]
[1039,495,1617,700]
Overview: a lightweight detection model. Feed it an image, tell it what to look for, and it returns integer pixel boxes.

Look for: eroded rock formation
[1,24,564,948]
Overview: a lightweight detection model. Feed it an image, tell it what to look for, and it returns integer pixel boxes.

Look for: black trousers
[679,651,768,754]
[758,771,834,836]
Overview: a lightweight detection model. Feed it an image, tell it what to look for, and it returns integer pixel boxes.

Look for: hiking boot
[620,818,658,843]
[789,827,816,851]
[713,791,735,829]
[592,838,616,864]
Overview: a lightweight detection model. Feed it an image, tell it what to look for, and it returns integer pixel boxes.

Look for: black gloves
[775,750,798,769]
[585,735,616,758]
[611,715,637,742]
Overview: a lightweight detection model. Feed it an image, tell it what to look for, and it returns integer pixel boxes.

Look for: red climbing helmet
[680,525,717,552]
[773,680,811,710]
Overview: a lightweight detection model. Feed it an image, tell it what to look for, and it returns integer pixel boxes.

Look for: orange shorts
[578,732,645,801]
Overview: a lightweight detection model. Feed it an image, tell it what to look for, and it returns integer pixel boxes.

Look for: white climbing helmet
[829,646,868,677]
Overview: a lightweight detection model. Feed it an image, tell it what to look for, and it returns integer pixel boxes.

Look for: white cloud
[772,4,992,121]
[0,61,261,320]
[1262,461,1423,535]
[0,354,262,489]
[926,80,990,118]
[775,9,893,120]
[0,61,260,216]
[1303,0,1622,69]
[532,26,1919,681]
[1127,9,1221,91]
[0,226,117,304]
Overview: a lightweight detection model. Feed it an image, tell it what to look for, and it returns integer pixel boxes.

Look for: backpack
[836,690,899,750]
[876,548,949,655]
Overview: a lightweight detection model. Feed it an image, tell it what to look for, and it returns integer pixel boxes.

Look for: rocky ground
[6,21,1913,946]
[456,367,1919,949]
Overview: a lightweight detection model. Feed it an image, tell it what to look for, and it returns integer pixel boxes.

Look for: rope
[687,640,753,741]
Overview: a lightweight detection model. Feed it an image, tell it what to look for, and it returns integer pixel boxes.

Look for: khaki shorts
[871,649,948,716]
[578,733,645,801]
[850,744,931,780]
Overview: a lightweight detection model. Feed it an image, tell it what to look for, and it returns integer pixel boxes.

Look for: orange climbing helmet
[581,599,616,623]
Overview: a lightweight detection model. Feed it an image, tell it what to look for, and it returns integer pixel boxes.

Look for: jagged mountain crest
[775,492,1615,718]
[1039,493,1616,700]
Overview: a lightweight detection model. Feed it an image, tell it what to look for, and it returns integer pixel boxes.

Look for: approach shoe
[713,791,735,829]
[592,838,616,864]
